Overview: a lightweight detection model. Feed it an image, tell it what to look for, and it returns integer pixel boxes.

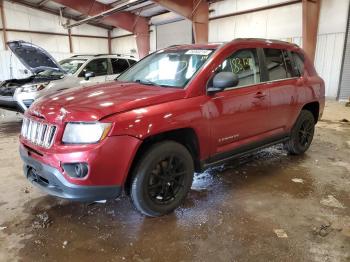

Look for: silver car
[0,41,137,112]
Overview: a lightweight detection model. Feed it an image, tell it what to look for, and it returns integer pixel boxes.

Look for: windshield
[36,58,87,77]
[59,59,87,74]
[117,49,214,88]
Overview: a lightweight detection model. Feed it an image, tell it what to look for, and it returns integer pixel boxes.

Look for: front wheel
[284,110,315,155]
[130,141,194,217]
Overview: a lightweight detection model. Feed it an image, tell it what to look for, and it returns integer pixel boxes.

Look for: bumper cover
[0,95,24,112]
[20,148,122,202]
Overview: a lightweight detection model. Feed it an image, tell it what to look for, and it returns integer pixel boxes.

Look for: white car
[0,40,137,112]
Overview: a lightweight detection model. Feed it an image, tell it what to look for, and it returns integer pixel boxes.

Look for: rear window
[264,48,294,81]
[111,58,130,74]
[128,59,136,66]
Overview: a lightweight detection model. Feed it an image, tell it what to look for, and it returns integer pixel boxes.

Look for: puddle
[0,120,22,137]
[0,116,349,261]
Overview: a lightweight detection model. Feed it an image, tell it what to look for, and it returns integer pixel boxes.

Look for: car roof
[233,38,300,48]
[164,43,223,51]
[163,38,300,52]
[68,54,137,60]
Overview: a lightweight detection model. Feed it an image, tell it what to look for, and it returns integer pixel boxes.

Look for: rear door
[106,58,130,81]
[208,48,271,157]
[78,58,109,84]
[262,48,299,133]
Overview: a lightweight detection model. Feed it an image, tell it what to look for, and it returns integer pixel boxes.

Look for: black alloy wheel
[298,119,314,147]
[130,141,194,217]
[284,110,315,155]
[147,155,188,204]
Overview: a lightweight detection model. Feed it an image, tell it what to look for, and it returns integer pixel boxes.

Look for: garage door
[339,11,350,101]
[156,20,193,50]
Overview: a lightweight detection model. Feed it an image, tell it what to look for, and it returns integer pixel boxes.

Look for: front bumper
[0,95,24,112]
[20,147,122,202]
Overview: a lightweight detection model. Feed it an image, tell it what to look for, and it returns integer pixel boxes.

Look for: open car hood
[7,41,64,75]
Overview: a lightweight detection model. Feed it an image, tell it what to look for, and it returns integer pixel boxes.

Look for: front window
[117,49,214,88]
[214,48,261,88]
[79,58,108,77]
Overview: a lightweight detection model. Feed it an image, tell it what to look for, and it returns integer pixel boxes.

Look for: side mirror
[208,72,239,94]
[84,71,95,81]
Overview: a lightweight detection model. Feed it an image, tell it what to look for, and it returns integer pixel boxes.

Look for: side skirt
[200,134,290,171]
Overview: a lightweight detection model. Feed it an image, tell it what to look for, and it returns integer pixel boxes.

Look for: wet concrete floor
[0,101,349,262]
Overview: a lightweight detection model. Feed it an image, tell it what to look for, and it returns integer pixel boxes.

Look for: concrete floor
[0,101,349,262]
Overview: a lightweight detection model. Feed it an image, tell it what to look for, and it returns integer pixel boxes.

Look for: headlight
[22,82,49,92]
[62,122,112,144]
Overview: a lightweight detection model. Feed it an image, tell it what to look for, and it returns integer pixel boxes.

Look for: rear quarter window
[291,52,305,76]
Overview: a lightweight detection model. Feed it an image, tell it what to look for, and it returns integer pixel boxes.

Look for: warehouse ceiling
[11,0,170,30]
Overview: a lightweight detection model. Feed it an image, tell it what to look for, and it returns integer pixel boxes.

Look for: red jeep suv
[19,39,325,217]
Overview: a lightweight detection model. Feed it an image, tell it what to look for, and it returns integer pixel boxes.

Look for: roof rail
[234,38,299,47]
[94,53,136,58]
[94,53,118,57]
[71,54,93,57]
[167,45,181,48]
[71,54,136,58]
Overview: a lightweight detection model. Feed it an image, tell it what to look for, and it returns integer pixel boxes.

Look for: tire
[284,110,315,155]
[130,141,194,217]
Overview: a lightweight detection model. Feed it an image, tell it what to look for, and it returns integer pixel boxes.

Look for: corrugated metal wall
[156,20,192,49]
[314,33,346,98]
[0,1,110,81]
[208,0,350,99]
[338,10,350,101]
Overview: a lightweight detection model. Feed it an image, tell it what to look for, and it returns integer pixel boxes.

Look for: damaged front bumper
[20,146,122,202]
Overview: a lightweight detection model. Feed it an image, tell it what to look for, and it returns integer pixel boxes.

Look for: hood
[28,81,186,123]
[7,41,64,75]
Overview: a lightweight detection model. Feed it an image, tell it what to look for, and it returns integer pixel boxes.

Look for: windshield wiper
[134,79,160,87]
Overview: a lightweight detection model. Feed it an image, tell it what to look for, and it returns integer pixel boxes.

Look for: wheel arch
[124,128,201,195]
[301,101,320,123]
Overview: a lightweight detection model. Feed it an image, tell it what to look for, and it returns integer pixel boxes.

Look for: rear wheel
[130,141,194,217]
[284,110,315,155]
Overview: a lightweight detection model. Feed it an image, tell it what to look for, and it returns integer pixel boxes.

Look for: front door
[208,48,271,157]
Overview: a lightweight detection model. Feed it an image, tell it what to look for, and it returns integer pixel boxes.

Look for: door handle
[254,92,266,99]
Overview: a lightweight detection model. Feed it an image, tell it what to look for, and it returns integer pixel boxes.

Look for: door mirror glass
[208,72,239,93]
[84,71,95,81]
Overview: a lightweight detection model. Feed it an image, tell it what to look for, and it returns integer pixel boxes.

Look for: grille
[21,117,56,148]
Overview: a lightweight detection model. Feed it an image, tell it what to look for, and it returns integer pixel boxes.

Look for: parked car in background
[0,40,137,112]
[19,39,325,217]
